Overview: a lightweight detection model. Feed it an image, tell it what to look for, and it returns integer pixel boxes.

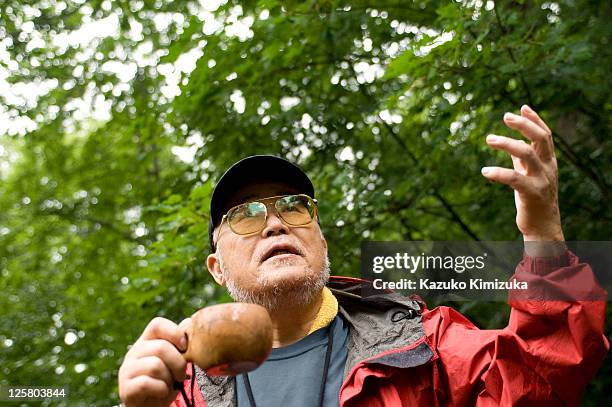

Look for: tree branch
[348,63,482,240]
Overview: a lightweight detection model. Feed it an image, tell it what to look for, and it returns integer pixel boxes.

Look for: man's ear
[207,253,226,286]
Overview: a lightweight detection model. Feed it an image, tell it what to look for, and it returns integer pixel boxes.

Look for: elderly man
[118,106,608,407]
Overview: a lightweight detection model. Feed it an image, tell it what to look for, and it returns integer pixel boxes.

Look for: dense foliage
[0,0,610,405]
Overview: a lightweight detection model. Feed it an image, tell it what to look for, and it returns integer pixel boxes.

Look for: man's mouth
[261,244,302,263]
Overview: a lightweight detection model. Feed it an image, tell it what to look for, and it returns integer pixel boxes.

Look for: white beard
[218,252,331,312]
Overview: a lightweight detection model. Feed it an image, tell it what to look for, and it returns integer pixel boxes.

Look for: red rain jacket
[172,251,608,406]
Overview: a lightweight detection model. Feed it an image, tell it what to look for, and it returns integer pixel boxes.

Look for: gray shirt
[236,315,349,407]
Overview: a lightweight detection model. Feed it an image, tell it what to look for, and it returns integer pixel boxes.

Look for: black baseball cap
[208,155,315,251]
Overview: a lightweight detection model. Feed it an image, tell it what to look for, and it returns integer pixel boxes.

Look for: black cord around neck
[176,362,197,407]
[317,318,335,407]
[177,379,191,407]
[243,372,257,407]
[242,318,336,407]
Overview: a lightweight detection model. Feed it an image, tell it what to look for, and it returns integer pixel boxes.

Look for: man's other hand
[481,105,565,247]
[118,317,191,407]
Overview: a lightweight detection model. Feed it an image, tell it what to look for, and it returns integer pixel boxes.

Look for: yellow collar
[307,287,338,335]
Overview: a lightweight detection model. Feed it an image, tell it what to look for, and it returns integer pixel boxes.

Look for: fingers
[520,104,551,134]
[503,112,548,143]
[510,154,527,175]
[121,376,170,405]
[481,166,528,191]
[503,108,554,160]
[485,135,541,173]
[139,317,188,352]
[124,356,174,387]
[129,339,187,382]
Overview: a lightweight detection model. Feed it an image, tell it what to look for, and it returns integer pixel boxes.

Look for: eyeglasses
[215,194,318,244]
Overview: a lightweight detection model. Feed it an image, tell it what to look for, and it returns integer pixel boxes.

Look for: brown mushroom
[182,303,273,376]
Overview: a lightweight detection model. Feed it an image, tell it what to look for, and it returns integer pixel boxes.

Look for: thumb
[178,317,192,330]
[177,317,192,352]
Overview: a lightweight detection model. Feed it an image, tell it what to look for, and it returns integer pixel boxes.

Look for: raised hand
[481,105,565,251]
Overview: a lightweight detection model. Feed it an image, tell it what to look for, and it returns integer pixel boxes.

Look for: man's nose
[261,212,290,237]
